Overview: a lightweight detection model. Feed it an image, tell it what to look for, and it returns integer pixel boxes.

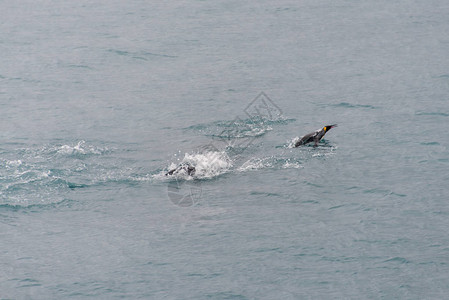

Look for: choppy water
[2,1,449,299]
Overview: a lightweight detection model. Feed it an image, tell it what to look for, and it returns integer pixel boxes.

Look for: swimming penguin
[166,162,196,176]
[295,124,337,147]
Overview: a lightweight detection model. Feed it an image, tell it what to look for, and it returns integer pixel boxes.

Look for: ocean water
[1,0,449,299]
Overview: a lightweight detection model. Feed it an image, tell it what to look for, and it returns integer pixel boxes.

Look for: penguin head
[323,124,337,132]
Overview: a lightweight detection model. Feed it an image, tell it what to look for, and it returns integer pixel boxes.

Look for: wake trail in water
[156,116,337,181]
[0,141,147,208]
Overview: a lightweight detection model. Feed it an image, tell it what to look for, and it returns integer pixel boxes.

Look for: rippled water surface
[1,1,449,299]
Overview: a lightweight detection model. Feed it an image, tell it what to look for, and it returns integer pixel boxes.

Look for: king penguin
[295,124,337,147]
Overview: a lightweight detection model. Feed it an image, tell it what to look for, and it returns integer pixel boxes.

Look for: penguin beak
[329,124,337,129]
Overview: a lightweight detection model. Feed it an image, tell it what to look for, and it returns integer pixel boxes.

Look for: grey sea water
[1,0,449,299]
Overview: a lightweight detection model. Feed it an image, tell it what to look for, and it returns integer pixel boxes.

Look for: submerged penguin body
[295,124,337,147]
[166,162,196,176]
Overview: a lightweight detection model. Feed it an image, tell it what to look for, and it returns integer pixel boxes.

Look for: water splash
[286,137,301,148]
[159,150,232,181]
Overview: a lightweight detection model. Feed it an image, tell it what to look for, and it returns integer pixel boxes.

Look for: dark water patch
[274,6,298,13]
[391,192,407,197]
[420,141,440,146]
[363,188,406,197]
[254,247,283,253]
[186,272,222,279]
[7,77,24,81]
[328,204,346,210]
[301,199,320,204]
[384,257,410,264]
[433,211,449,216]
[107,49,177,60]
[205,291,248,300]
[16,257,33,261]
[303,180,324,188]
[66,181,90,189]
[141,51,177,58]
[320,255,358,263]
[107,49,130,56]
[18,278,41,288]
[433,74,449,79]
[415,111,449,117]
[345,186,361,191]
[0,211,19,226]
[0,198,73,211]
[417,261,440,266]
[67,64,93,70]
[101,175,152,186]
[145,261,171,267]
[132,56,147,61]
[354,239,383,245]
[401,209,423,217]
[249,191,281,198]
[332,102,378,109]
